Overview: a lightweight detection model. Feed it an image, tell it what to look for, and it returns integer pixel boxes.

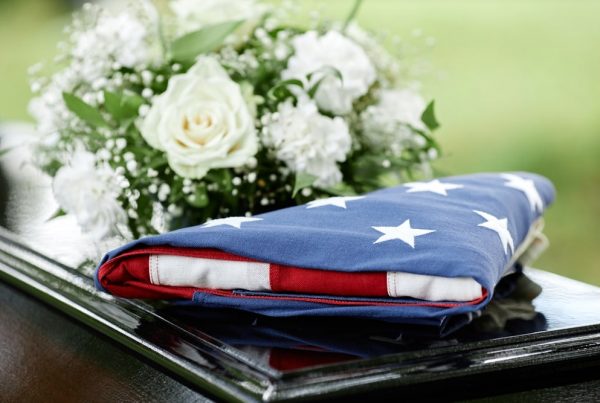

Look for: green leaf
[205,169,233,192]
[63,92,107,128]
[350,154,400,190]
[306,67,343,98]
[104,90,144,120]
[292,172,317,197]
[343,0,364,32]
[322,182,357,197]
[267,79,304,101]
[421,100,440,131]
[0,147,14,158]
[306,66,343,83]
[187,184,209,208]
[46,208,67,222]
[171,20,244,62]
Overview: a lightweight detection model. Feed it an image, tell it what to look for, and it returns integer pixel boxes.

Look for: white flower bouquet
[28,0,441,242]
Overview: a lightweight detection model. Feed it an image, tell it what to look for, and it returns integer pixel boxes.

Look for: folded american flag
[95,172,555,328]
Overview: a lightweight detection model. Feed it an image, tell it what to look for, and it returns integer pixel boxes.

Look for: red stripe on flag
[270,264,388,297]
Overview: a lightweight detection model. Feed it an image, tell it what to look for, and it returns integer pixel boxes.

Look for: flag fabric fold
[95,172,555,326]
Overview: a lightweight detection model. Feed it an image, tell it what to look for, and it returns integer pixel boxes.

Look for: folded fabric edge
[96,246,486,305]
[501,218,546,277]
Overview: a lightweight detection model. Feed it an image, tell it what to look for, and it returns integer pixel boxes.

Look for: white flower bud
[141,70,154,85]
[139,104,150,117]
[115,138,127,150]
[126,160,138,172]
[141,88,153,98]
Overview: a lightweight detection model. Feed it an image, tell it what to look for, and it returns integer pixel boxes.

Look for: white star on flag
[404,179,464,196]
[306,196,366,209]
[473,210,514,255]
[502,173,543,213]
[372,219,435,248]
[202,216,263,229]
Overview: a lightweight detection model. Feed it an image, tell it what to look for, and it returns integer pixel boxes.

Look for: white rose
[53,150,127,240]
[263,98,351,188]
[140,56,258,178]
[282,30,376,115]
[361,89,428,155]
[170,0,269,42]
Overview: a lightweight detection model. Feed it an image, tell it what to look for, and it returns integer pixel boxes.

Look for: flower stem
[343,0,364,32]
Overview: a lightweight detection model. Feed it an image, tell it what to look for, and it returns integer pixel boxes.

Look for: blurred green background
[0,0,598,284]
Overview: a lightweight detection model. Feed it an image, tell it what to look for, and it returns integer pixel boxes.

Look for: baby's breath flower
[158,183,170,201]
[141,88,153,98]
[115,138,127,150]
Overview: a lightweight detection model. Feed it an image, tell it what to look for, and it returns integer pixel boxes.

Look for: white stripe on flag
[149,255,271,291]
[386,271,482,301]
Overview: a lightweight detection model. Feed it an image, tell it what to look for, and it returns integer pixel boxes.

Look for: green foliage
[306,66,343,98]
[343,0,364,32]
[292,172,317,197]
[322,182,358,196]
[103,90,144,121]
[62,92,108,128]
[0,147,13,158]
[205,169,233,192]
[171,20,244,62]
[421,100,440,131]
[348,154,390,190]
[267,79,304,102]
[46,208,66,222]
[187,183,209,208]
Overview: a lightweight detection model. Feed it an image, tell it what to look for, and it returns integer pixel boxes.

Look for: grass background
[0,0,598,284]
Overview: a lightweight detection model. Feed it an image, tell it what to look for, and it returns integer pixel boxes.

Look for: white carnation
[282,31,376,115]
[170,0,269,42]
[140,56,258,179]
[264,99,351,187]
[361,89,428,155]
[52,150,127,240]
